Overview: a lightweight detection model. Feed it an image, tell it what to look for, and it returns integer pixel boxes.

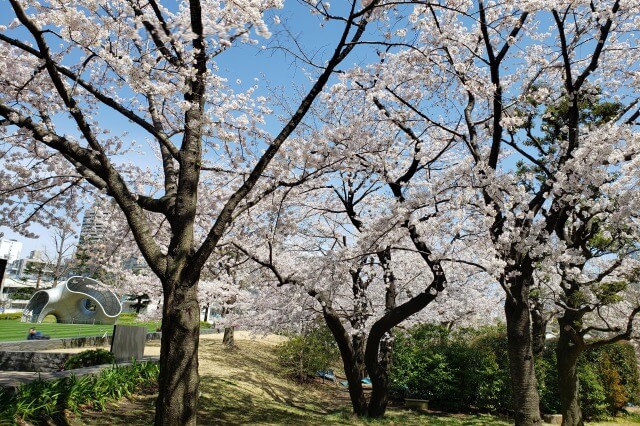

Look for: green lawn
[0,318,159,342]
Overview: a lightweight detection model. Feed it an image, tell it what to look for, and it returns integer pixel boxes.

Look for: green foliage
[276,325,340,383]
[536,340,640,419]
[117,312,138,322]
[0,361,159,425]
[390,324,511,412]
[0,312,22,320]
[10,287,37,300]
[64,349,115,370]
[391,325,640,419]
[200,321,212,329]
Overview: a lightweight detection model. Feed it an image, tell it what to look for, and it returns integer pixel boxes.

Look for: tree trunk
[223,326,235,347]
[531,296,548,357]
[323,310,368,416]
[221,295,236,348]
[366,332,393,418]
[556,316,584,426]
[353,333,367,380]
[504,266,542,426]
[155,278,201,426]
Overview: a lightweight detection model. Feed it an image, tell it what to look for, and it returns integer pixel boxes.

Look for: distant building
[78,203,111,245]
[11,250,53,282]
[0,239,22,263]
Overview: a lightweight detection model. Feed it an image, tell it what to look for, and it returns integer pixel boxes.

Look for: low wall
[0,351,71,372]
[0,332,162,372]
[0,332,162,352]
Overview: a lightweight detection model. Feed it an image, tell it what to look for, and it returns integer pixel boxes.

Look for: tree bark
[504,264,542,426]
[531,295,548,357]
[221,294,236,347]
[352,334,367,380]
[556,314,585,426]
[366,332,394,418]
[203,303,209,322]
[323,310,368,416]
[155,277,201,426]
[223,327,235,347]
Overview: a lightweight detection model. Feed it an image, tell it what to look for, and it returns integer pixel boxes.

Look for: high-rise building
[78,203,111,245]
[0,239,22,263]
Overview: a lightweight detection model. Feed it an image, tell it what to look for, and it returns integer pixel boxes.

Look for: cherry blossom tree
[0,0,384,423]
[517,98,640,424]
[336,1,640,423]
[232,110,490,417]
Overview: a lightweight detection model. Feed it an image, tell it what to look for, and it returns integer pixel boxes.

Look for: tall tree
[339,2,640,423]
[0,0,382,423]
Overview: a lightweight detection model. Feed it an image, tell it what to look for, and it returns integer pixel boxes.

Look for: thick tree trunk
[366,332,393,418]
[155,279,201,426]
[556,316,585,426]
[222,295,236,348]
[223,326,235,347]
[323,310,368,416]
[504,267,542,426]
[531,296,548,357]
[353,333,367,380]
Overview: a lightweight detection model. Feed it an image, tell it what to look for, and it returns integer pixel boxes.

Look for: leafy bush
[390,324,640,419]
[390,324,511,412]
[64,349,115,370]
[276,325,340,383]
[117,312,138,322]
[0,312,22,320]
[200,321,212,329]
[0,361,159,424]
[10,287,37,300]
[536,340,640,419]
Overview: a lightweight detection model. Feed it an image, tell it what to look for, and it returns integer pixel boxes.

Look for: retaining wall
[0,332,162,372]
[0,351,71,372]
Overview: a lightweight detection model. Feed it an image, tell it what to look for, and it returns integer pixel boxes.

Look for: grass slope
[68,334,513,425]
[0,318,158,342]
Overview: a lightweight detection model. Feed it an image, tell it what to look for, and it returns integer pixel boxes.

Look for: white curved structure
[22,276,122,324]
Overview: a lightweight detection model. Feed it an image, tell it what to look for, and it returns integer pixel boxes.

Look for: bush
[390,324,640,419]
[0,361,159,424]
[390,324,511,412]
[0,312,22,320]
[117,312,138,322]
[276,325,340,383]
[64,349,115,370]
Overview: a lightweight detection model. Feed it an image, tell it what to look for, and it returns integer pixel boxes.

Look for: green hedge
[0,313,22,321]
[390,324,640,419]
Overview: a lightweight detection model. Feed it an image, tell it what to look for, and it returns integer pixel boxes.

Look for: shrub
[390,324,640,420]
[390,324,512,412]
[0,312,22,320]
[0,361,159,424]
[117,312,138,322]
[276,325,340,383]
[64,349,115,370]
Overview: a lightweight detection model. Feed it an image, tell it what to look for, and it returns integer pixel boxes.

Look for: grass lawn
[62,333,640,426]
[0,316,159,342]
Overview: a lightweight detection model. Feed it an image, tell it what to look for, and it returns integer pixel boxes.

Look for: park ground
[51,332,640,426]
